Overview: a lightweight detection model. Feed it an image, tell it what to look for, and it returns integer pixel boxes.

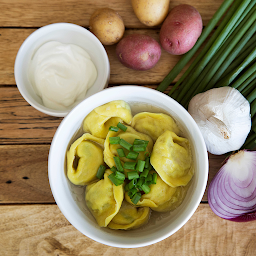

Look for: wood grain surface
[1,0,255,255]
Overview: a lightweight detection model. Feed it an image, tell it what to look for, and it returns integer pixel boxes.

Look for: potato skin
[116,34,161,71]
[131,0,169,27]
[89,8,125,45]
[160,4,203,55]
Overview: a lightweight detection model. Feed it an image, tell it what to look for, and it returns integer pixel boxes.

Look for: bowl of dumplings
[48,85,208,248]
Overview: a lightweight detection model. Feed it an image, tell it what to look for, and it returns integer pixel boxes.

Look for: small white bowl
[14,23,110,117]
[48,86,208,248]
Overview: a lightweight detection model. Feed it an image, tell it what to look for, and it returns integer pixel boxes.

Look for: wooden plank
[0,144,226,203]
[0,0,224,28]
[0,204,255,256]
[0,28,187,85]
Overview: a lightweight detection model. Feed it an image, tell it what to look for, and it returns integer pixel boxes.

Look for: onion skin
[208,150,256,222]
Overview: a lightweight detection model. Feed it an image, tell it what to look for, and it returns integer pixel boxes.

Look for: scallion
[113,156,124,173]
[120,138,133,151]
[117,148,125,158]
[152,173,157,184]
[126,151,139,160]
[117,122,127,131]
[127,171,139,180]
[123,161,136,170]
[140,169,149,178]
[114,171,126,181]
[136,160,146,172]
[109,137,120,144]
[96,165,106,179]
[131,192,142,205]
[111,166,118,173]
[141,183,151,194]
[128,187,138,198]
[132,144,146,152]
[109,126,119,132]
[108,173,124,186]
[133,139,149,146]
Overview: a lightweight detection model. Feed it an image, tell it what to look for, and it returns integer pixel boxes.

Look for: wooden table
[1,0,255,255]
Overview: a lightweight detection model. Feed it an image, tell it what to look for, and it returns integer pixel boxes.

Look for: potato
[116,34,161,71]
[89,8,125,45]
[160,4,203,55]
[131,0,169,27]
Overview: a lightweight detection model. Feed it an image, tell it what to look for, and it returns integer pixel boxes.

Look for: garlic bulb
[188,87,251,155]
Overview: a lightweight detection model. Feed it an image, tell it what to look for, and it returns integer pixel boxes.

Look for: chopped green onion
[131,192,142,204]
[152,173,157,184]
[127,171,140,180]
[123,161,136,170]
[132,144,146,152]
[111,166,118,173]
[96,165,106,179]
[124,183,130,191]
[117,148,125,158]
[146,173,153,182]
[141,184,151,194]
[128,179,137,190]
[133,139,149,146]
[136,177,145,189]
[113,156,124,173]
[117,122,127,131]
[120,139,133,151]
[128,187,138,198]
[126,151,139,160]
[108,173,124,186]
[140,169,149,178]
[145,156,150,169]
[109,137,120,144]
[136,160,145,172]
[114,171,125,181]
[109,126,119,132]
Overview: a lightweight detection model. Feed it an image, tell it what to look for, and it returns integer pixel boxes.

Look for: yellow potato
[89,8,125,45]
[131,0,169,27]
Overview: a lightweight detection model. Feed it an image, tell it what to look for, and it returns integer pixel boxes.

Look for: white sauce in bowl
[28,41,97,110]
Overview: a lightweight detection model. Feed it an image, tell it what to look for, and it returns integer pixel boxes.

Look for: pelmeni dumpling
[131,112,180,142]
[150,131,194,187]
[67,133,105,185]
[108,200,150,230]
[104,126,153,174]
[85,169,124,227]
[83,100,133,139]
[125,171,186,212]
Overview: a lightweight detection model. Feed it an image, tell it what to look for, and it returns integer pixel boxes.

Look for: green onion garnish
[113,156,124,173]
[126,151,139,160]
[120,139,133,151]
[117,148,125,158]
[152,173,157,184]
[140,169,149,178]
[127,171,139,180]
[128,179,137,190]
[124,161,136,170]
[133,139,149,146]
[145,156,150,169]
[141,183,150,194]
[114,171,125,181]
[128,187,138,198]
[136,160,145,172]
[109,137,120,144]
[117,122,127,131]
[146,173,153,182]
[132,144,146,152]
[131,192,142,204]
[136,177,144,189]
[109,126,119,132]
[96,165,106,179]
[125,183,130,191]
[108,173,124,186]
[111,166,118,173]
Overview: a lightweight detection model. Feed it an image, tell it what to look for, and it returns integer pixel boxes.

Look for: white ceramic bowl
[48,86,208,248]
[14,23,110,117]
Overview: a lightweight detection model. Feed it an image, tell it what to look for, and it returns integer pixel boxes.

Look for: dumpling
[67,133,105,185]
[104,126,153,175]
[131,112,180,141]
[85,169,124,227]
[108,200,150,230]
[150,131,194,187]
[125,171,186,212]
[83,100,133,139]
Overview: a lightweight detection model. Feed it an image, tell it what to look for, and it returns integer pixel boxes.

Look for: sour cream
[28,41,97,111]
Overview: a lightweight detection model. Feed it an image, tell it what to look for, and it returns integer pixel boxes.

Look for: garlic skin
[188,87,251,155]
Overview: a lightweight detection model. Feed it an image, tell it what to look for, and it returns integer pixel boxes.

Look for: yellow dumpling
[131,112,180,142]
[104,126,153,175]
[83,100,133,139]
[150,131,194,187]
[67,133,105,185]
[125,172,186,212]
[108,200,150,230]
[85,170,124,227]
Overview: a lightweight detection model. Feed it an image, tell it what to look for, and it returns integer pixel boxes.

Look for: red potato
[160,4,203,55]
[116,34,161,71]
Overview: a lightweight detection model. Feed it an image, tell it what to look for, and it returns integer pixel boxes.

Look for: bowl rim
[48,85,209,248]
[14,22,110,117]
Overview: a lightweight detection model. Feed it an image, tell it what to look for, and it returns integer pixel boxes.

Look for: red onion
[208,150,256,222]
